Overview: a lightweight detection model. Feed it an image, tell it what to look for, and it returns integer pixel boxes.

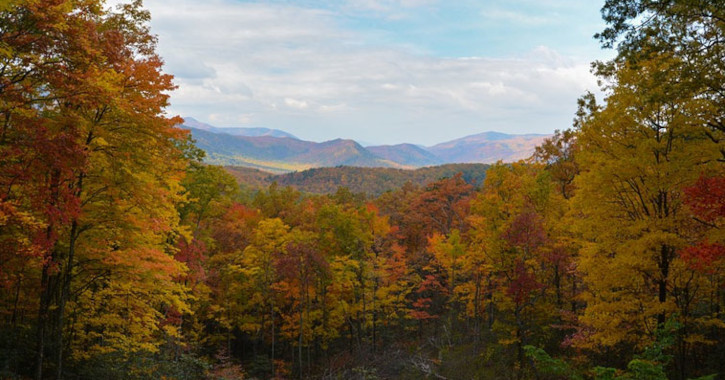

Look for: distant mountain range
[179,118,550,173]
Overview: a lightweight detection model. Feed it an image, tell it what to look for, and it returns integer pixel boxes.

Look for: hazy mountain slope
[181,117,298,139]
[428,131,550,163]
[367,143,443,167]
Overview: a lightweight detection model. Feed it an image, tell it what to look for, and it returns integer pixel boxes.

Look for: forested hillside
[224,164,490,195]
[0,1,723,380]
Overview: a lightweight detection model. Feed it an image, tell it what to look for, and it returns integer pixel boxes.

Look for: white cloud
[111,0,601,145]
[285,98,310,110]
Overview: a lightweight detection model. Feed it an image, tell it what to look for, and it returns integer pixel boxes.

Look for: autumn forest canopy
[0,0,724,379]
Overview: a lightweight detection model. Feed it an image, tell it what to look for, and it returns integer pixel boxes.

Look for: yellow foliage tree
[572,54,724,355]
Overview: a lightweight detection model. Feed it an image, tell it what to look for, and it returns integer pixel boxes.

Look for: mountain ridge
[180,117,551,172]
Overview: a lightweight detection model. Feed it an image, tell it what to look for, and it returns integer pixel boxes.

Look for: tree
[173,164,241,356]
[179,163,239,236]
[680,175,725,273]
[533,129,579,200]
[228,217,289,362]
[0,1,191,377]
[597,0,725,162]
[571,52,723,375]
[469,162,563,373]
[274,229,327,377]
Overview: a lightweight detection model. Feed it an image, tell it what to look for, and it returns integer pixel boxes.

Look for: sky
[113,0,613,146]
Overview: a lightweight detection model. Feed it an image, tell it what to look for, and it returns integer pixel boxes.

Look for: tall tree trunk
[35,260,51,380]
[657,245,672,326]
[54,170,84,379]
[11,274,22,326]
[55,220,79,380]
[36,168,61,380]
